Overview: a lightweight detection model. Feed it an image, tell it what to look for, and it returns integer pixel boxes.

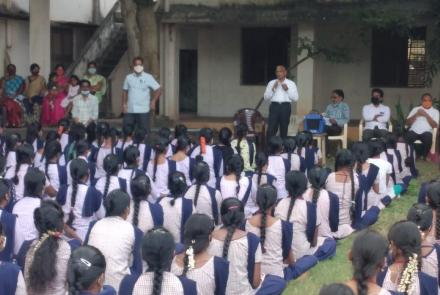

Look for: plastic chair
[328,123,348,149]
[409,127,438,155]
[358,120,393,141]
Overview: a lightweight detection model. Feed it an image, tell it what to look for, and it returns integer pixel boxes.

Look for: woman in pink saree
[41,84,65,126]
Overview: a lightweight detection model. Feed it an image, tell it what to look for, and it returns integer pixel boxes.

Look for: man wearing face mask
[122,56,161,136]
[406,93,439,159]
[83,61,107,103]
[71,79,99,125]
[361,88,390,141]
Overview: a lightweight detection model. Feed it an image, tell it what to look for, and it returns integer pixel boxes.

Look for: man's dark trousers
[267,102,291,139]
[123,112,150,135]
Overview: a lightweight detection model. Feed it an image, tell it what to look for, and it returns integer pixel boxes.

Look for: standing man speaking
[263,65,299,139]
[122,56,161,136]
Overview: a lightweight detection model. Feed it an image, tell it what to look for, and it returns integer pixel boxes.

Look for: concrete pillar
[295,23,315,129]
[161,24,179,120]
[29,0,51,79]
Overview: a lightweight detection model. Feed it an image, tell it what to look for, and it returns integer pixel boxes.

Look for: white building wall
[2,19,29,77]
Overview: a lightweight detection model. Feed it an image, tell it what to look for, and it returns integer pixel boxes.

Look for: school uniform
[40,163,68,197]
[396,141,417,179]
[57,183,105,241]
[126,200,164,234]
[60,133,69,152]
[267,155,290,199]
[85,216,143,291]
[297,147,321,172]
[0,261,27,295]
[118,168,158,202]
[368,157,394,199]
[95,175,127,198]
[66,155,96,185]
[5,151,16,170]
[146,159,177,196]
[171,256,229,295]
[0,208,16,262]
[137,143,152,171]
[32,138,45,169]
[184,184,222,225]
[190,145,223,188]
[421,244,440,287]
[159,196,194,243]
[378,266,438,295]
[281,152,302,172]
[80,286,117,295]
[219,175,253,217]
[249,172,277,217]
[12,196,41,255]
[94,145,117,180]
[231,138,256,172]
[175,156,196,186]
[5,163,32,201]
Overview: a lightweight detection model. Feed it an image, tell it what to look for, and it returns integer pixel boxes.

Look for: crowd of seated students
[0,116,438,295]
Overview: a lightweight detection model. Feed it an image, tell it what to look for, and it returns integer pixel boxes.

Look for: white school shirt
[66,155,90,185]
[5,164,31,201]
[116,139,134,152]
[158,197,191,243]
[175,156,192,186]
[117,168,158,202]
[12,197,41,254]
[302,188,332,238]
[41,163,62,194]
[190,145,223,188]
[5,151,16,169]
[184,184,222,222]
[60,133,69,152]
[95,175,122,197]
[147,160,171,196]
[208,236,262,295]
[249,173,278,218]
[127,200,155,234]
[219,176,252,213]
[263,78,299,103]
[95,146,116,179]
[362,103,391,130]
[281,152,301,171]
[407,106,440,134]
[381,268,420,295]
[267,155,288,199]
[133,272,185,295]
[367,158,392,194]
[62,184,105,241]
[87,216,136,291]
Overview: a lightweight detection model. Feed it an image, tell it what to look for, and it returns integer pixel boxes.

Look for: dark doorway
[179,50,198,113]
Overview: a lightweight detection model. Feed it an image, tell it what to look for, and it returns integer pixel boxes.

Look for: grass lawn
[284,160,438,295]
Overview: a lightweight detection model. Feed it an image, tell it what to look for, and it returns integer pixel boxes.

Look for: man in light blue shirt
[122,56,161,135]
[323,89,350,136]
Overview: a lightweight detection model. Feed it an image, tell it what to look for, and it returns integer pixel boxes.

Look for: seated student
[127,174,163,234]
[58,118,71,153]
[361,88,391,141]
[158,172,194,243]
[426,182,440,243]
[407,203,440,283]
[116,124,134,159]
[267,136,290,199]
[13,168,45,255]
[395,126,417,182]
[322,89,350,136]
[85,189,143,291]
[58,159,105,242]
[89,121,110,161]
[219,155,253,215]
[64,123,87,164]
[147,137,177,197]
[296,131,322,171]
[190,128,224,188]
[95,154,125,200]
[157,127,175,158]
[325,150,358,239]
[5,143,35,201]
[119,227,197,295]
[405,93,439,159]
[367,139,394,200]
[66,139,95,185]
[171,124,190,148]
[248,152,277,218]
[231,123,256,173]
[184,161,222,225]
[344,230,392,295]
[4,133,21,170]
[67,245,117,295]
[246,184,318,281]
[118,146,157,201]
[25,122,45,168]
[275,171,336,261]
[24,201,71,295]
[281,137,302,172]
[377,221,438,295]
[132,129,150,171]
[171,136,195,186]
[41,141,67,198]
[214,127,235,174]
[171,214,229,295]
[320,283,355,295]
[95,127,118,180]
[0,179,16,262]
[384,133,405,191]
[209,198,286,295]
[0,222,27,295]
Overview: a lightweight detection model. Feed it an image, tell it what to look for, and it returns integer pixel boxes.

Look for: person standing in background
[263,65,299,139]
[83,61,107,103]
[24,63,46,120]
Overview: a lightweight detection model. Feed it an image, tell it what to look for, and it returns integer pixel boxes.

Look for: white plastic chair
[410,127,438,155]
[358,120,393,141]
[328,123,348,149]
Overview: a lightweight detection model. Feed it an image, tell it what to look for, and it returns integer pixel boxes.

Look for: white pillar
[161,24,179,120]
[295,23,315,128]
[29,0,51,79]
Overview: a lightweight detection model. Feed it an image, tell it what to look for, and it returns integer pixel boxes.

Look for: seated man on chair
[361,88,390,141]
[405,93,439,160]
[323,89,350,136]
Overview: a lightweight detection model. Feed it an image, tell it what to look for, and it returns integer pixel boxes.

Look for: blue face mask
[81,90,90,96]
[88,68,97,75]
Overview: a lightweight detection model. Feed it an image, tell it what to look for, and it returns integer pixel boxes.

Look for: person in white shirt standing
[71,79,99,126]
[361,88,390,141]
[263,65,299,139]
[405,93,439,159]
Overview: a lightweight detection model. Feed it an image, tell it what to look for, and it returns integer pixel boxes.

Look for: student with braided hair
[41,140,67,198]
[367,139,395,201]
[377,221,437,295]
[171,213,229,295]
[58,158,105,242]
[158,171,194,243]
[58,118,71,151]
[147,137,177,196]
[26,122,45,169]
[127,173,164,234]
[231,123,256,173]
[120,227,197,295]
[95,154,125,200]
[214,127,234,175]
[95,127,119,179]
[24,200,71,295]
[4,132,21,170]
[344,230,391,295]
[67,245,116,295]
[116,124,134,158]
[66,139,95,185]
[426,182,440,244]
[171,136,196,186]
[296,131,322,171]
[5,143,35,201]
[281,136,302,171]
[184,160,222,224]
[325,149,358,239]
[267,136,291,199]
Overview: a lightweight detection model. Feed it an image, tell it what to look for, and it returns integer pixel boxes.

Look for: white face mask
[81,90,90,96]
[88,68,97,75]
[134,65,144,73]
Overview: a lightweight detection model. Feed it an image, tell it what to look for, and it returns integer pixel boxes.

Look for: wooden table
[312,133,327,165]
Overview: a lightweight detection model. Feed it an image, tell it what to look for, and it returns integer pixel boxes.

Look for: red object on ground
[2,97,22,127]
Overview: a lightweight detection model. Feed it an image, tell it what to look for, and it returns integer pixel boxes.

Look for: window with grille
[371,27,426,87]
